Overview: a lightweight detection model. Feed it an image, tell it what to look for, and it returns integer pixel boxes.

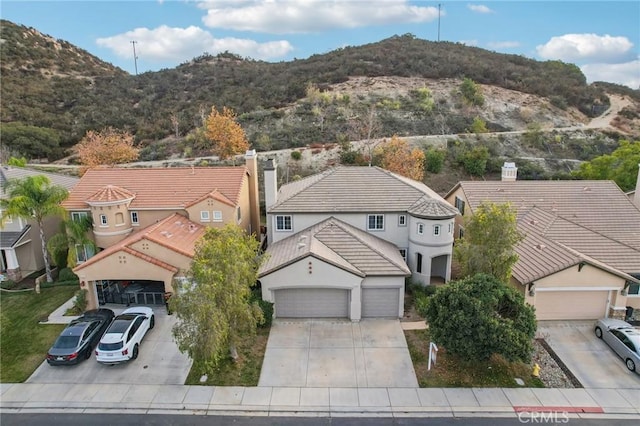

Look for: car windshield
[53,335,80,349]
[98,341,123,351]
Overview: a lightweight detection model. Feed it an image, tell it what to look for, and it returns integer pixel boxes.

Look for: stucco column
[350,285,362,322]
[4,248,21,282]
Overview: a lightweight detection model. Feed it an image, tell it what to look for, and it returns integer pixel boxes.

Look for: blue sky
[2,1,639,87]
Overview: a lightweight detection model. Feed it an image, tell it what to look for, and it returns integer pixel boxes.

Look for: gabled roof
[0,166,79,199]
[184,189,235,208]
[62,167,247,210]
[450,180,640,280]
[74,213,206,273]
[258,217,411,278]
[0,225,31,249]
[269,166,458,217]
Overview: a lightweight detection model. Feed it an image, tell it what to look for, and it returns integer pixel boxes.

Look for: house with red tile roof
[444,162,640,321]
[66,151,261,310]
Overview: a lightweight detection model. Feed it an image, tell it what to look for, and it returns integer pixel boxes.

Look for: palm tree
[1,175,69,283]
[47,215,96,269]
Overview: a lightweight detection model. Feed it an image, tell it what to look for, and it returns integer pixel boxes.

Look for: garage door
[274,288,349,318]
[362,288,400,318]
[535,291,609,320]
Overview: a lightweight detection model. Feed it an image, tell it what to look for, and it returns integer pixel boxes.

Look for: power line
[130,40,139,75]
[438,3,441,42]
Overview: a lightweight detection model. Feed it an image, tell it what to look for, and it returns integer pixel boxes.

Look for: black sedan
[46,308,115,366]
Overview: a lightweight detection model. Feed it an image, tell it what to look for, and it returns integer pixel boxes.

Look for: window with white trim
[433,225,441,236]
[417,223,424,235]
[398,214,407,227]
[455,196,465,215]
[99,214,107,226]
[237,207,242,222]
[213,211,223,222]
[71,211,88,222]
[200,211,210,222]
[399,249,407,262]
[367,214,384,230]
[130,211,139,225]
[275,215,292,231]
[448,222,453,234]
[416,253,423,273]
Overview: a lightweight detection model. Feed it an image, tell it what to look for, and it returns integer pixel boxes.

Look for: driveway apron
[258,319,418,388]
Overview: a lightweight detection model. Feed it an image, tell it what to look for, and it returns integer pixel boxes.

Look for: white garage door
[535,291,609,320]
[274,288,349,318]
[362,288,400,318]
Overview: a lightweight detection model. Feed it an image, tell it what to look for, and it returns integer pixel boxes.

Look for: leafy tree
[523,123,545,148]
[204,106,250,160]
[460,145,489,176]
[7,157,28,167]
[0,175,69,282]
[470,117,488,134]
[425,147,446,173]
[374,135,426,181]
[76,127,139,168]
[47,215,96,269]
[459,78,484,106]
[572,140,640,191]
[171,225,264,373]
[1,123,61,160]
[454,201,524,283]
[423,273,536,363]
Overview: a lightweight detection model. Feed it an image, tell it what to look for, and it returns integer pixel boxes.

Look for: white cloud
[96,25,293,62]
[536,33,634,64]
[581,60,640,89]
[198,0,440,34]
[487,41,520,49]
[468,4,493,14]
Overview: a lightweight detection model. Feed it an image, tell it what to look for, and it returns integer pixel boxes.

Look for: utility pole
[130,40,139,75]
[437,4,441,42]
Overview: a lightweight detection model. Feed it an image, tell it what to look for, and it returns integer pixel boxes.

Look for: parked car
[95,307,155,364]
[594,318,640,372]
[47,308,115,366]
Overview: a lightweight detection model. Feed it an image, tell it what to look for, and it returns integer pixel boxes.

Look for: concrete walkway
[1,383,639,419]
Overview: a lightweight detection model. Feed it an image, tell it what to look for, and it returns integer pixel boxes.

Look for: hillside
[4,19,639,163]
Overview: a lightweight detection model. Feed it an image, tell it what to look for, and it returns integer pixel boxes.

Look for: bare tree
[349,103,381,166]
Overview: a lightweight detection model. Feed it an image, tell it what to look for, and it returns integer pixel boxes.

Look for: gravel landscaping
[532,338,580,388]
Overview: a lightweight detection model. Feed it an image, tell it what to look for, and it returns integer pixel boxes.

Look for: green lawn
[405,329,544,388]
[0,285,78,382]
[185,327,270,386]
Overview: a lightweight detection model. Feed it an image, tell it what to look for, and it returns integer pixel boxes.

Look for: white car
[95,307,155,364]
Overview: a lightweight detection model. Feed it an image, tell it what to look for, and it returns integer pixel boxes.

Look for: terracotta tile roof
[259,217,411,278]
[87,185,136,204]
[74,213,205,273]
[184,189,235,208]
[63,167,247,210]
[1,166,78,198]
[451,180,640,281]
[270,166,456,217]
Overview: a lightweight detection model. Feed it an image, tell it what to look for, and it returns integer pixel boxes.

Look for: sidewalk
[1,383,639,419]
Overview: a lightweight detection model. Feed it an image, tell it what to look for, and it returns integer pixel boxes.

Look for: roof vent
[297,243,306,250]
[529,219,538,225]
[535,243,546,250]
[583,186,591,191]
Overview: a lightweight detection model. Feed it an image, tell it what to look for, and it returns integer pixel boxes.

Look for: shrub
[461,146,489,176]
[290,150,302,160]
[73,289,88,313]
[252,288,273,328]
[425,147,446,173]
[58,268,79,282]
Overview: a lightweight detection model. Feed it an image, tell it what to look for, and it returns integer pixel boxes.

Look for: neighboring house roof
[0,225,31,249]
[449,180,640,281]
[0,165,79,199]
[62,167,247,210]
[74,213,206,273]
[259,217,411,278]
[269,166,458,217]
[185,189,235,208]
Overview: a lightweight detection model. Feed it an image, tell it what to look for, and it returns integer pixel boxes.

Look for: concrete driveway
[538,321,640,389]
[258,319,418,388]
[27,307,192,385]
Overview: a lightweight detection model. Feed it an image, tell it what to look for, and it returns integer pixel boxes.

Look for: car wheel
[132,344,139,360]
[84,348,92,360]
[149,315,155,330]
[626,358,636,372]
[595,327,603,338]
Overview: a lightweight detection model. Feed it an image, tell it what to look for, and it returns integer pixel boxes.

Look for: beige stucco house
[1,165,79,282]
[258,161,458,321]
[66,151,261,310]
[444,162,640,321]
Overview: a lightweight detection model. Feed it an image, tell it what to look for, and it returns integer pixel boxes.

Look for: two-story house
[64,150,261,310]
[258,160,459,321]
[444,162,640,321]
[1,165,79,282]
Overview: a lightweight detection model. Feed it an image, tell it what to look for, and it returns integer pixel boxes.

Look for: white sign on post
[427,342,438,371]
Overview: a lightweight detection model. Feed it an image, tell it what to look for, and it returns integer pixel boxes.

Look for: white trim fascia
[535,286,620,292]
[86,197,135,207]
[13,238,32,248]
[93,228,134,237]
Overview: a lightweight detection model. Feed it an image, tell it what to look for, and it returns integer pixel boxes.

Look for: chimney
[501,162,517,182]
[634,163,640,208]
[245,149,260,238]
[264,158,278,210]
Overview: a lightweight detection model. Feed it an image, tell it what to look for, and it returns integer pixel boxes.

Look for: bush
[73,289,88,314]
[425,147,446,173]
[252,288,273,328]
[290,150,302,160]
[461,146,489,176]
[58,268,79,282]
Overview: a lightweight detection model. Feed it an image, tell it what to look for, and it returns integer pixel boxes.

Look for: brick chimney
[245,150,260,238]
[264,159,278,244]
[501,162,517,182]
